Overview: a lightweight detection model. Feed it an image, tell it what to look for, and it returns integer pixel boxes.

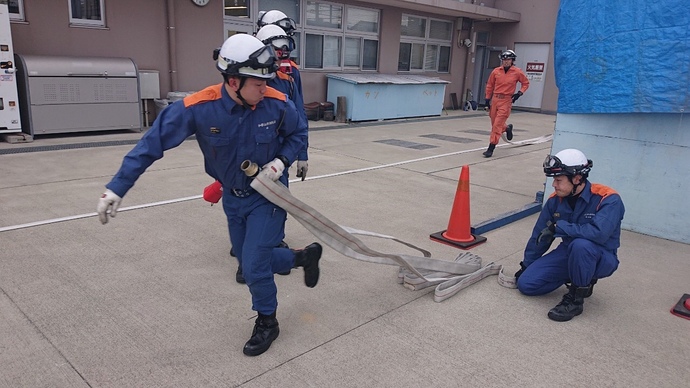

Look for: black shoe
[584,279,597,298]
[293,243,323,288]
[243,312,280,356]
[566,279,598,298]
[236,265,246,284]
[482,143,496,158]
[506,124,514,141]
[548,286,588,322]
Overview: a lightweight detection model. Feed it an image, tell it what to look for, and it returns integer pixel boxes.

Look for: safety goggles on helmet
[543,154,592,177]
[215,44,278,78]
[271,17,296,35]
[267,35,296,57]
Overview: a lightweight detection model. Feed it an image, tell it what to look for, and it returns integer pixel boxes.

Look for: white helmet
[256,24,296,55]
[257,10,296,35]
[213,34,276,79]
[543,148,593,178]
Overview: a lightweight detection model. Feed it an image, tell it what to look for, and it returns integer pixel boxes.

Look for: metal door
[513,43,550,109]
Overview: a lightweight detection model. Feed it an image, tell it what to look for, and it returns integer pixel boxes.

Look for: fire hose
[241,160,517,302]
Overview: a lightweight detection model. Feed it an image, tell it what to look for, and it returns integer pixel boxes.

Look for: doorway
[472,45,506,106]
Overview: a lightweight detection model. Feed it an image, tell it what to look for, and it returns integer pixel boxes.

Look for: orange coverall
[485,65,530,144]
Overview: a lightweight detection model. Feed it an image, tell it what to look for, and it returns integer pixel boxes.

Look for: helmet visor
[221,44,278,78]
[269,35,296,53]
[543,154,566,176]
[248,44,276,67]
[274,17,296,34]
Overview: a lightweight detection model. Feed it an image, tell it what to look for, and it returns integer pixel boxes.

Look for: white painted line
[0,135,551,233]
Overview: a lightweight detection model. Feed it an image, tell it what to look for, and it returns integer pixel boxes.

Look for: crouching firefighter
[514,149,625,321]
[96,33,322,356]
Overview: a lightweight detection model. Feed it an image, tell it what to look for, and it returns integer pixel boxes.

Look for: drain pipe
[461,20,476,108]
[166,0,179,91]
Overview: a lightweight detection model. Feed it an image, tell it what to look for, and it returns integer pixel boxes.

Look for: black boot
[584,279,597,298]
[235,264,245,284]
[243,312,280,356]
[505,124,514,141]
[277,240,291,276]
[293,243,323,288]
[566,278,598,298]
[548,285,589,322]
[482,143,496,157]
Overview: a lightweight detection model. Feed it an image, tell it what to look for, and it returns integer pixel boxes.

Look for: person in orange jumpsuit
[483,50,529,157]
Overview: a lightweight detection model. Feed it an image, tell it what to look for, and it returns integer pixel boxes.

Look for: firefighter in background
[256,9,308,180]
[483,49,529,157]
[515,149,625,321]
[255,23,307,177]
[97,34,322,356]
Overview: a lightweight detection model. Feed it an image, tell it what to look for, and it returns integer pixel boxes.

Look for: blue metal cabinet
[326,74,449,122]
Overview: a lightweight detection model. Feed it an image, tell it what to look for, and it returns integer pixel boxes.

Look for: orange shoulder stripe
[591,183,619,210]
[184,84,223,107]
[290,60,299,69]
[264,86,287,102]
[591,183,618,198]
[276,72,291,81]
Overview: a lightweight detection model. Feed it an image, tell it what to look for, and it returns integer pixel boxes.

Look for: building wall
[491,0,559,113]
[11,0,222,98]
[10,0,559,110]
[549,114,690,244]
[300,1,475,107]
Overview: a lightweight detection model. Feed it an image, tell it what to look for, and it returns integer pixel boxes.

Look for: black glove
[536,220,556,245]
[511,91,523,103]
[485,98,491,110]
[514,262,527,281]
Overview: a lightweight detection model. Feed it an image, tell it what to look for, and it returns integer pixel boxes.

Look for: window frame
[68,0,106,28]
[303,1,379,72]
[223,0,251,19]
[399,14,452,74]
[2,0,24,22]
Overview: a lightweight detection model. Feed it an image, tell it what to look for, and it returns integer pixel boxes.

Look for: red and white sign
[526,62,545,72]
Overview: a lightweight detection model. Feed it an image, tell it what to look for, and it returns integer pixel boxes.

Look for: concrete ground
[1,109,688,388]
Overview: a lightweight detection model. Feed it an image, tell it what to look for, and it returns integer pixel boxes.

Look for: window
[304,2,379,71]
[69,0,105,28]
[224,0,249,18]
[258,0,299,24]
[1,0,24,21]
[399,15,452,73]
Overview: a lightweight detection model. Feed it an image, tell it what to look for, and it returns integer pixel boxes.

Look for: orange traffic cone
[430,165,487,249]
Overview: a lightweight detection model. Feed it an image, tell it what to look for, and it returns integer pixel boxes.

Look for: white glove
[97,189,122,225]
[296,160,309,181]
[260,158,285,181]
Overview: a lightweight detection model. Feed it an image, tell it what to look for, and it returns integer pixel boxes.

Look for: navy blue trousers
[223,192,295,315]
[517,238,619,296]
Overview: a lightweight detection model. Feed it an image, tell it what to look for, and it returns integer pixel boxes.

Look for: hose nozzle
[241,160,260,177]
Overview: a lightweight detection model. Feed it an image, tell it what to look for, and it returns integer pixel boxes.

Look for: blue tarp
[555,0,690,113]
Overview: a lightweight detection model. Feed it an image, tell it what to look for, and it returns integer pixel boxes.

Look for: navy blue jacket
[524,181,625,267]
[107,83,307,197]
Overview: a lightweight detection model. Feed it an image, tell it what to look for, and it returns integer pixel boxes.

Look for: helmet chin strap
[567,176,585,196]
[234,77,252,109]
